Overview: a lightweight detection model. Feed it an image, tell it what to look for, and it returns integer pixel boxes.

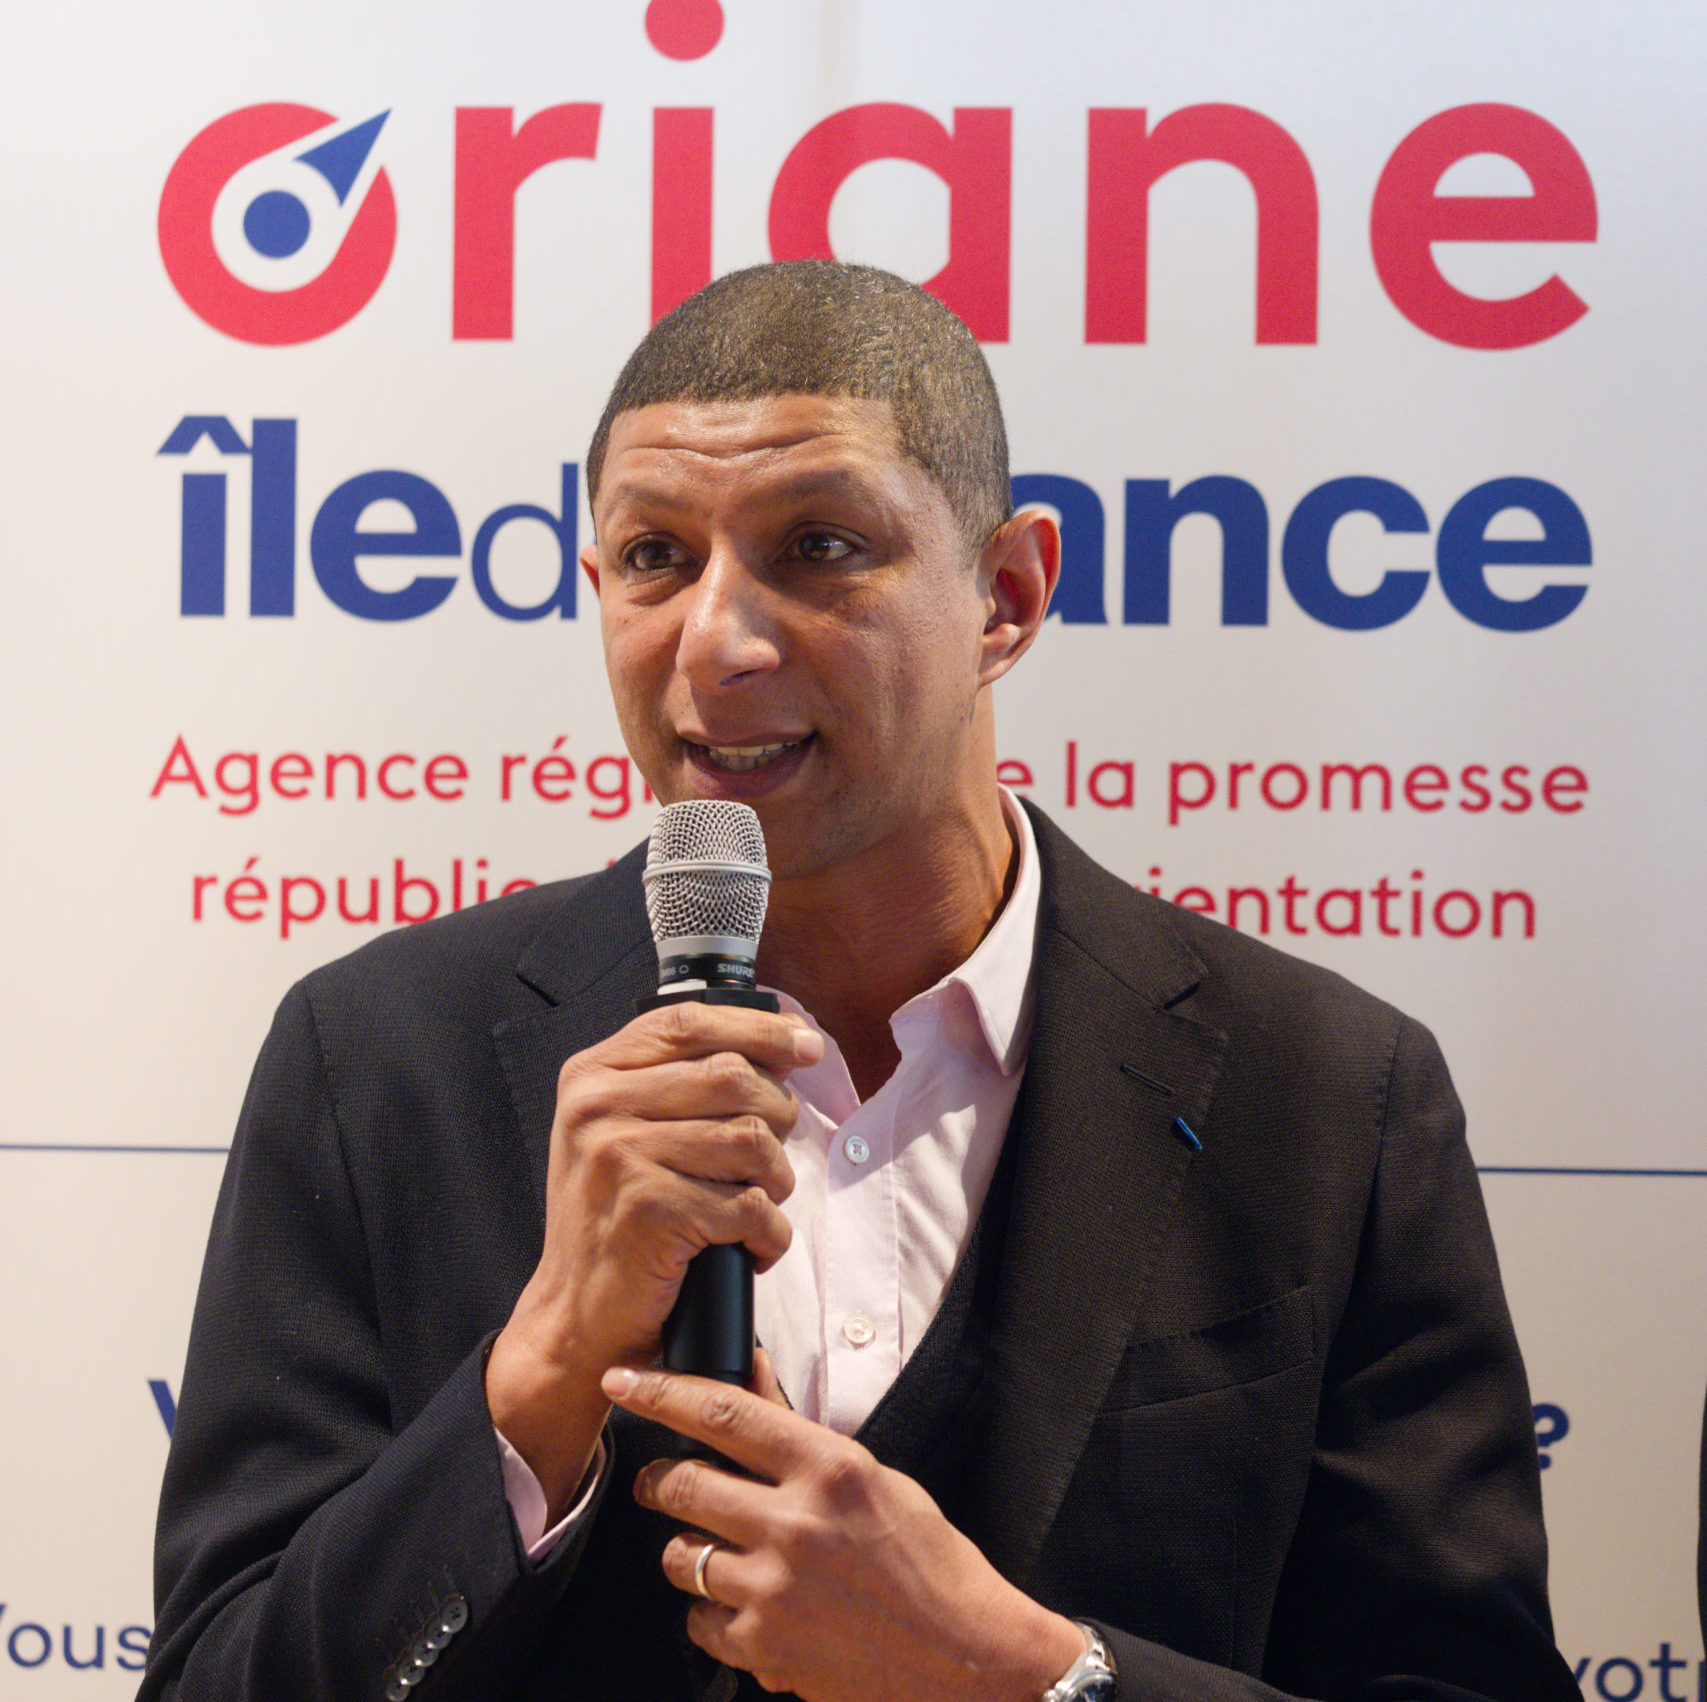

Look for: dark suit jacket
[144,807,1579,1701]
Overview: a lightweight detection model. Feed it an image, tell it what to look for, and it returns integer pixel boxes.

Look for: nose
[675,547,782,690]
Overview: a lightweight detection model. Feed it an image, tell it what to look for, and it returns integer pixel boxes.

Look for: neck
[756,781,1018,1101]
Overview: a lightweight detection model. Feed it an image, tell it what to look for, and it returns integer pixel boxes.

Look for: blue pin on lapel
[1116,1062,1201,1152]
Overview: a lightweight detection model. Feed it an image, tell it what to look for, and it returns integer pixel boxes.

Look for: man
[145,262,1580,1701]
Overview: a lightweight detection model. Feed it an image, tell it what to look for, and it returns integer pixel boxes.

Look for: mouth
[692,737,810,772]
[680,733,815,795]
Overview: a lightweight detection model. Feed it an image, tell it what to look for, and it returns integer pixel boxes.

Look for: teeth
[700,739,804,772]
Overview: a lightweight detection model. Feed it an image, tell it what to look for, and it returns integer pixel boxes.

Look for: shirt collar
[765,789,1042,1082]
[928,787,1040,1077]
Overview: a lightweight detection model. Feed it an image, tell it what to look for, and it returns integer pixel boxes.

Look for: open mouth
[680,734,816,796]
[688,736,812,773]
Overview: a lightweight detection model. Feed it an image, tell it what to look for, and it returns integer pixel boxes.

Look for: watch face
[1051,1624,1117,1701]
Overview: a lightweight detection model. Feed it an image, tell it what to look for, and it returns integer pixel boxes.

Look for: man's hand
[486,1002,823,1519]
[604,1365,1085,1702]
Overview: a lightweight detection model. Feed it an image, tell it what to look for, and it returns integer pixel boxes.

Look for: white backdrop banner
[2,1,1704,1694]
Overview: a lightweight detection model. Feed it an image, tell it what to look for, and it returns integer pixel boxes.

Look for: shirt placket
[819,1068,904,1435]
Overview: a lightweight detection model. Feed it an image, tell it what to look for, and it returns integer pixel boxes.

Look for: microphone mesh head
[644,800,771,951]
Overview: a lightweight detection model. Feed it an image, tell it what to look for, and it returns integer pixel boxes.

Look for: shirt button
[843,1134,870,1165]
[842,1314,876,1347]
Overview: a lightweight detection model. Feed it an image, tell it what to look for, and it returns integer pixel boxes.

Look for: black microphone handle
[636,983,779,1387]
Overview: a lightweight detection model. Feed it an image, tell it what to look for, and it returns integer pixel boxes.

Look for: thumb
[749,1345,790,1408]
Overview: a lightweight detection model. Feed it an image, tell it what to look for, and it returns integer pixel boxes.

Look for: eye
[621,536,693,575]
[788,530,856,565]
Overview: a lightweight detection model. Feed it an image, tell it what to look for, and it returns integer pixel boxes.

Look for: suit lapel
[971,809,1228,1584]
[492,845,656,1222]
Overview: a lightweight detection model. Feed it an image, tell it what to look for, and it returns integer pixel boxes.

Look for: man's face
[583,394,998,881]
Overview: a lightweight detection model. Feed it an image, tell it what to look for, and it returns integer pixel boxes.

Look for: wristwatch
[1040,1621,1118,1702]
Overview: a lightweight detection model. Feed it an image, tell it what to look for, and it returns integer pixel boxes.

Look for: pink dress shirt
[502,793,1042,1552]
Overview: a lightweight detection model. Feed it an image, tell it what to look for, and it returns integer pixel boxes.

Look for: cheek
[602,615,673,706]
[864,599,986,709]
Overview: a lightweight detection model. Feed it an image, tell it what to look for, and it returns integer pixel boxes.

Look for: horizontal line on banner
[0,1143,231,1155]
[1477,1165,1707,1177]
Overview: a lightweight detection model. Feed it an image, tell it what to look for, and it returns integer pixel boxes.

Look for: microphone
[639,800,776,1387]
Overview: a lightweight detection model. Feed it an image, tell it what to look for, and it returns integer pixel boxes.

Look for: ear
[579,540,603,600]
[977,507,1060,686]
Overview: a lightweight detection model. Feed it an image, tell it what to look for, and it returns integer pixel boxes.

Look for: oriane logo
[158,104,395,345]
[157,88,1597,352]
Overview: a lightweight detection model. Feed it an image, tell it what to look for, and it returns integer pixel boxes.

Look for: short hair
[586,261,1012,547]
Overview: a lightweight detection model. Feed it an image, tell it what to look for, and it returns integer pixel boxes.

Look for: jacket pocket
[1043,1287,1321,1669]
[1100,1285,1315,1412]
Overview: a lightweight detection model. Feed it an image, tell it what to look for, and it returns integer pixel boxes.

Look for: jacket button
[437,1595,469,1635]
[384,1679,409,1702]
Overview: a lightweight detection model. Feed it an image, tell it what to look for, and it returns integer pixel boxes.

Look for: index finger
[598,1001,823,1076]
[602,1365,819,1481]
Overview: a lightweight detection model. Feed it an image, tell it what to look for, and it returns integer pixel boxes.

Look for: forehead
[594,394,936,520]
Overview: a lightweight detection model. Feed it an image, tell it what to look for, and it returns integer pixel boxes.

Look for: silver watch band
[1040,1621,1117,1702]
